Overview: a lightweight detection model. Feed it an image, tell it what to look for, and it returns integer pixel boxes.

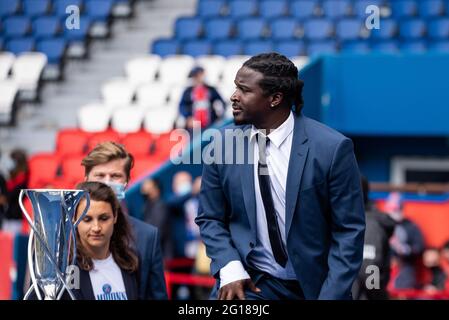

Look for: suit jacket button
[249,242,255,248]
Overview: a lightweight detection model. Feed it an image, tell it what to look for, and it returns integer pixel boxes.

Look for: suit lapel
[80,268,95,300]
[285,114,309,237]
[121,269,138,300]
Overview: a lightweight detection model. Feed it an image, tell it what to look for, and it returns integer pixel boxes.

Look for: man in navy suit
[82,141,167,300]
[196,53,365,300]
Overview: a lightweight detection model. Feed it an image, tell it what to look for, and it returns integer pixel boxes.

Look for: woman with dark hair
[73,181,139,300]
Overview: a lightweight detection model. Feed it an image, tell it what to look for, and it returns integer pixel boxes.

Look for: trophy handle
[73,191,90,227]
[19,190,34,229]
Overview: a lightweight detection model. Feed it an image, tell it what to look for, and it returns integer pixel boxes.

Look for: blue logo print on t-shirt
[96,283,127,300]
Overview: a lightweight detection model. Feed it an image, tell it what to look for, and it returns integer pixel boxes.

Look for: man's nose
[230,91,239,103]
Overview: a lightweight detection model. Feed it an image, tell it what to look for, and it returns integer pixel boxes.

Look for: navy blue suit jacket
[129,216,168,300]
[196,113,365,300]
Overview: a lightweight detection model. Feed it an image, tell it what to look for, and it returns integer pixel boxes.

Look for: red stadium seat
[131,155,164,182]
[60,155,86,187]
[56,128,90,157]
[86,129,122,151]
[121,131,153,157]
[151,131,187,162]
[0,232,14,300]
[28,153,61,188]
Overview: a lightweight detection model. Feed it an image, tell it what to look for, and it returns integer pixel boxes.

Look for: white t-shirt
[90,254,128,300]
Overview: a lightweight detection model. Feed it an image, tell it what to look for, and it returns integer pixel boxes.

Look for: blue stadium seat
[228,0,257,18]
[428,41,449,52]
[36,38,67,64]
[63,16,91,41]
[290,0,317,20]
[54,0,84,18]
[321,0,351,19]
[197,0,225,18]
[336,19,362,41]
[3,16,31,39]
[353,0,383,18]
[33,17,61,40]
[340,41,370,53]
[399,19,426,39]
[259,0,288,18]
[5,38,35,55]
[303,19,333,40]
[23,0,51,18]
[236,18,266,40]
[391,0,418,18]
[182,40,212,57]
[371,41,399,53]
[0,0,20,19]
[175,17,202,40]
[270,18,298,40]
[213,40,243,57]
[370,19,397,39]
[399,41,427,53]
[418,0,444,17]
[428,18,449,39]
[307,41,337,56]
[274,40,305,57]
[204,18,233,40]
[151,38,179,57]
[85,0,114,22]
[243,40,273,55]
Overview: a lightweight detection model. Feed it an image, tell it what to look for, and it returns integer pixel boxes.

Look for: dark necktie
[256,133,288,268]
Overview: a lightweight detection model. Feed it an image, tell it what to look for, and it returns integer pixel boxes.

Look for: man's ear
[270,92,284,107]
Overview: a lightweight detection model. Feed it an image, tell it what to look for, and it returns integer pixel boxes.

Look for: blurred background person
[179,66,226,133]
[353,176,396,300]
[421,247,447,293]
[141,178,173,259]
[0,150,8,230]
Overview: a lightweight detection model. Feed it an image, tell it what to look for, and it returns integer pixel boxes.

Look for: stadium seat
[111,106,145,133]
[289,0,317,20]
[304,19,334,40]
[428,41,449,52]
[86,130,121,151]
[399,41,427,52]
[54,0,84,18]
[236,18,267,40]
[11,52,47,92]
[274,40,305,57]
[243,40,273,55]
[28,153,61,188]
[125,55,161,87]
[158,55,195,85]
[307,41,337,56]
[0,0,20,19]
[0,52,15,80]
[0,80,18,125]
[144,108,177,135]
[56,128,90,157]
[195,55,226,85]
[418,0,445,17]
[213,40,243,57]
[399,19,426,40]
[175,17,203,40]
[228,0,258,18]
[336,19,363,41]
[60,155,86,187]
[78,102,111,132]
[36,38,67,65]
[369,19,398,39]
[85,0,114,22]
[121,131,154,156]
[197,0,225,18]
[131,155,163,182]
[427,18,449,39]
[259,0,288,18]
[221,55,250,85]
[168,86,184,106]
[5,38,35,55]
[391,0,418,18]
[64,16,92,42]
[33,16,61,40]
[101,77,136,108]
[321,0,352,19]
[270,18,299,40]
[23,0,51,18]
[182,40,212,57]
[136,83,170,109]
[3,16,31,38]
[340,41,370,53]
[353,0,383,18]
[204,18,233,40]
[371,41,399,53]
[152,38,180,57]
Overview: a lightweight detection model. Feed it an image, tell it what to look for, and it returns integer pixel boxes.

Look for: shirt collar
[250,111,294,148]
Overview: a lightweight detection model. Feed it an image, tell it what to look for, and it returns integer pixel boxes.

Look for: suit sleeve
[149,228,168,300]
[195,146,242,278]
[318,138,366,300]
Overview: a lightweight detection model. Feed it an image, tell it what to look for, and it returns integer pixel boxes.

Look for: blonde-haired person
[81,141,167,300]
[75,181,139,300]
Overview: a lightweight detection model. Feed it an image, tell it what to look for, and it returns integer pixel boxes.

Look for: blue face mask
[105,181,127,201]
[176,182,192,196]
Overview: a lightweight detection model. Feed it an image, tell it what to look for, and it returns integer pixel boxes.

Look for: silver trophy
[19,189,90,300]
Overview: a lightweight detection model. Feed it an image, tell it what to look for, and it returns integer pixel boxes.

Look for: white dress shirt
[220,111,297,287]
